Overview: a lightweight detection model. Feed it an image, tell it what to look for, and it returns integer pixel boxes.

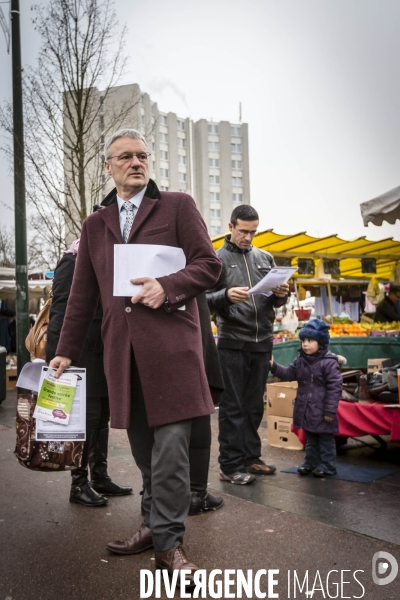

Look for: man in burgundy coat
[50,128,222,584]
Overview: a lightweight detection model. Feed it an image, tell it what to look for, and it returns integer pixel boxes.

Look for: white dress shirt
[116,187,147,238]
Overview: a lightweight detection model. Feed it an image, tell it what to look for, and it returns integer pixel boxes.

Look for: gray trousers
[127,355,193,552]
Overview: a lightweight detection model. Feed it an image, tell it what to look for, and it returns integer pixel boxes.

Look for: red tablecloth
[293,401,400,445]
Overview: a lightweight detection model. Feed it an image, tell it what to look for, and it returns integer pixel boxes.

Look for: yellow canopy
[212,230,400,281]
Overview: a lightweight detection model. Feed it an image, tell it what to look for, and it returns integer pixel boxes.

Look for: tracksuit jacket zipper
[243,253,259,342]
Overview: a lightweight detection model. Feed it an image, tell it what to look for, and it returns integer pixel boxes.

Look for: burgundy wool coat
[56,181,222,428]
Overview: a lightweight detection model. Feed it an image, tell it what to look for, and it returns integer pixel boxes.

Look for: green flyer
[33,369,78,425]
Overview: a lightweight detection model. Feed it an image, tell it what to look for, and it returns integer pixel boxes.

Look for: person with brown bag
[46,239,132,506]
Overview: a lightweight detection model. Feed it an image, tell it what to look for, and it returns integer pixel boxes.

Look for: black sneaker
[246,460,276,475]
[219,470,256,485]
[312,468,336,478]
[297,466,314,475]
[189,491,224,515]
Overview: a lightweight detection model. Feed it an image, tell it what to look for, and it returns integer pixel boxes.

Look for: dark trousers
[189,415,211,493]
[217,348,271,473]
[71,396,110,483]
[126,355,194,552]
[303,431,337,475]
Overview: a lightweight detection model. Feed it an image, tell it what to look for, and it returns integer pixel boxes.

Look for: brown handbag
[25,295,52,360]
[15,392,84,471]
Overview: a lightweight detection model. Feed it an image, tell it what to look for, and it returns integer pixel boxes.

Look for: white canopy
[361,185,400,226]
[0,279,51,300]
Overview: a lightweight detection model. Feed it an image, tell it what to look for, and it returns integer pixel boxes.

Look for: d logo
[372,551,398,586]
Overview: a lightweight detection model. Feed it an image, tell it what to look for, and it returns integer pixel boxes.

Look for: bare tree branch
[0,0,139,267]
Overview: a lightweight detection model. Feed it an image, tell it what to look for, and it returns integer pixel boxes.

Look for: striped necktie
[122,201,135,243]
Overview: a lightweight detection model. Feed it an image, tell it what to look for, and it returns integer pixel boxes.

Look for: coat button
[125,306,132,313]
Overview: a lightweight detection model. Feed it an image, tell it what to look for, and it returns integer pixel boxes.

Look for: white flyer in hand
[248,267,298,296]
[113,244,186,297]
[35,367,86,441]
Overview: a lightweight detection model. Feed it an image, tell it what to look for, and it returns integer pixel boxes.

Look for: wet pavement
[1,389,400,599]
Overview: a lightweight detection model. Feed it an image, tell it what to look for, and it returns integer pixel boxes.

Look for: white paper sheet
[248,266,298,296]
[16,359,46,393]
[113,244,186,297]
[35,367,86,441]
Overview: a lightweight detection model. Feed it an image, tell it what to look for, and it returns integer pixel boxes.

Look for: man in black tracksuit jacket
[207,205,289,484]
[374,284,400,323]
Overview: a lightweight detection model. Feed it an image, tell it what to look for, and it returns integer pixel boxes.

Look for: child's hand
[324,415,334,423]
[270,355,274,367]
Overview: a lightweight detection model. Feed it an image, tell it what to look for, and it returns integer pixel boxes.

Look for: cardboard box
[267,415,304,450]
[266,381,298,418]
[367,359,389,373]
[6,368,17,391]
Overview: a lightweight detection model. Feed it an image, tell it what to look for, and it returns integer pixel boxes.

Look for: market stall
[271,337,400,369]
[211,229,400,375]
[293,401,400,446]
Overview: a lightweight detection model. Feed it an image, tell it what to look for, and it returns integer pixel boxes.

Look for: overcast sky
[1,0,400,243]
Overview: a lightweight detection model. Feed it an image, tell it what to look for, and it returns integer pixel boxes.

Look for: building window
[208,142,220,151]
[160,150,169,160]
[160,168,169,178]
[209,158,220,168]
[178,155,186,165]
[231,160,242,169]
[159,114,168,125]
[141,115,145,126]
[160,185,169,191]
[99,115,104,130]
[159,133,168,143]
[177,120,185,131]
[232,177,243,186]
[210,209,221,218]
[231,126,241,136]
[209,192,220,201]
[179,172,187,182]
[178,138,186,148]
[233,193,243,203]
[208,124,219,134]
[140,95,144,106]
[99,95,104,106]
[231,143,242,153]
[209,175,220,184]
[210,225,221,235]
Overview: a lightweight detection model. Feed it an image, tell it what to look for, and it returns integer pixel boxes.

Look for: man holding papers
[50,128,221,586]
[207,205,289,485]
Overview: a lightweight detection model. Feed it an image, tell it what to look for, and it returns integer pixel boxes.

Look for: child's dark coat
[271,348,343,434]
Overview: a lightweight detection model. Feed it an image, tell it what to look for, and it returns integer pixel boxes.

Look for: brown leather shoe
[155,546,199,588]
[106,524,153,555]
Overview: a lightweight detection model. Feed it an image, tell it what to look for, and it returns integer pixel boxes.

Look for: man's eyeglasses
[106,152,151,163]
[236,229,257,237]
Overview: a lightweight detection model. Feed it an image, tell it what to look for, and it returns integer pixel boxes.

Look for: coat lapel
[99,181,161,244]
[98,201,123,243]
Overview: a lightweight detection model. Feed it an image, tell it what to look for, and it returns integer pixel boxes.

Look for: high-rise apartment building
[91,83,250,235]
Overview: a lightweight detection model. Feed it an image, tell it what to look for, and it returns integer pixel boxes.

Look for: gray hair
[104,128,147,158]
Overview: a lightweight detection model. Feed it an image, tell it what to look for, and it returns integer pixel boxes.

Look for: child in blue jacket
[270,319,343,477]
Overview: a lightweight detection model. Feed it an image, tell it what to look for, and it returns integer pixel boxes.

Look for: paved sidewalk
[1,390,399,599]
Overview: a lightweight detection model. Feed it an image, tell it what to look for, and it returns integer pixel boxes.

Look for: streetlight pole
[11,0,30,374]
